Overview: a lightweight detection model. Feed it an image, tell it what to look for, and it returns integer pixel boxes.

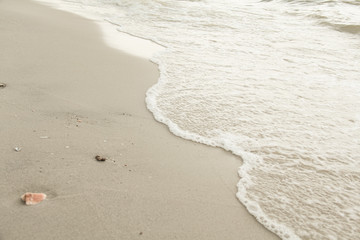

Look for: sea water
[33,0,360,239]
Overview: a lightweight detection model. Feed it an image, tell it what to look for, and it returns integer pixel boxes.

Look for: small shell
[14,147,22,152]
[21,192,47,205]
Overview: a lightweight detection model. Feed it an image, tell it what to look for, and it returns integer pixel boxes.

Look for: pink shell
[21,193,46,205]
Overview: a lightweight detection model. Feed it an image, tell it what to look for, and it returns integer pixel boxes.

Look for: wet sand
[0,0,280,239]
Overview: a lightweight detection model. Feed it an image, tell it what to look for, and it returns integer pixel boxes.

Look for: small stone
[21,192,46,205]
[0,83,6,88]
[95,155,106,161]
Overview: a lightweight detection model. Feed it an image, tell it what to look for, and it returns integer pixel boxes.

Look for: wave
[33,0,360,239]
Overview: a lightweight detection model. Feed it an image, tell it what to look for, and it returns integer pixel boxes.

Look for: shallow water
[34,0,360,239]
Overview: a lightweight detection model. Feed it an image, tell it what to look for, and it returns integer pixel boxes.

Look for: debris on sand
[95,155,106,162]
[21,192,47,206]
[0,83,6,88]
[14,147,22,152]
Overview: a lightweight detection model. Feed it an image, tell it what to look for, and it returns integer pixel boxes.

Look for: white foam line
[32,0,165,59]
[97,20,165,59]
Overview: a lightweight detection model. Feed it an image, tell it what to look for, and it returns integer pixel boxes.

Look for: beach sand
[0,0,280,239]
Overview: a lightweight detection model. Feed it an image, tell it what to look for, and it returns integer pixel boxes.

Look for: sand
[0,0,280,239]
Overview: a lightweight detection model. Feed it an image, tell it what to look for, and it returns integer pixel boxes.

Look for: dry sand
[0,0,280,239]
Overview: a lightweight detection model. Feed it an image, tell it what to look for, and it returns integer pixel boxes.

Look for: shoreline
[34,0,166,59]
[0,0,280,239]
